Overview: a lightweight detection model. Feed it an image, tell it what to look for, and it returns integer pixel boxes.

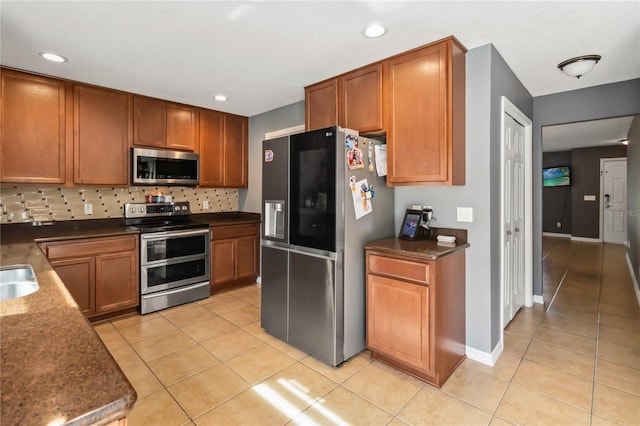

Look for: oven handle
[141,228,211,240]
[142,281,210,299]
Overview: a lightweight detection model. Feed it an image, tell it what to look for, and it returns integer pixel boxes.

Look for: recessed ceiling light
[214,95,228,102]
[363,24,386,38]
[38,52,68,63]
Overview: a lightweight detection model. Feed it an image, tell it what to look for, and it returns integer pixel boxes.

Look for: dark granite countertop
[364,237,469,261]
[0,211,260,424]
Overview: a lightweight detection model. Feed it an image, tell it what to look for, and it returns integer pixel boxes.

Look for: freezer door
[289,250,344,366]
[262,136,289,243]
[260,245,289,341]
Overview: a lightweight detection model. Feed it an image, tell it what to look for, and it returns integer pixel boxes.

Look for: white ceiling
[1,1,639,149]
[542,116,635,152]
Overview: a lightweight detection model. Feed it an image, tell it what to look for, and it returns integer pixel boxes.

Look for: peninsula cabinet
[210,223,259,288]
[365,244,466,387]
[305,63,384,133]
[385,37,466,186]
[1,69,67,184]
[40,235,139,320]
[133,95,198,151]
[74,84,131,185]
[199,109,248,188]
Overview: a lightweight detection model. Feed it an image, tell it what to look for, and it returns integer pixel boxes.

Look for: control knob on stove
[129,207,136,214]
[139,207,145,213]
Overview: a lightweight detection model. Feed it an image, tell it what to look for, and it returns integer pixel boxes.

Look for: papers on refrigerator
[374,144,387,177]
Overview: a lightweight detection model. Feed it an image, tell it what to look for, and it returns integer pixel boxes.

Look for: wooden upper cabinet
[167,103,198,151]
[133,95,198,150]
[74,84,131,185]
[340,63,384,133]
[133,96,165,148]
[199,110,248,188]
[386,37,466,186]
[199,108,225,187]
[305,78,338,131]
[1,69,66,183]
[223,113,248,188]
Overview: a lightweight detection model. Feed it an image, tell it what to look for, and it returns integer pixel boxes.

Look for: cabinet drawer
[43,236,137,260]
[210,224,257,240]
[368,254,429,284]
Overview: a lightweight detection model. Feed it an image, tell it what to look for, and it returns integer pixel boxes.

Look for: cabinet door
[212,239,235,285]
[386,42,448,185]
[1,70,66,183]
[51,257,95,315]
[74,84,130,185]
[95,250,139,313]
[223,114,248,187]
[341,64,384,133]
[305,79,338,131]
[236,235,258,279]
[199,108,224,187]
[167,103,198,151]
[366,274,432,372]
[133,96,166,148]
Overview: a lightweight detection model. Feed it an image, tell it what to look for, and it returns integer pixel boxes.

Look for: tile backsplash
[0,186,238,224]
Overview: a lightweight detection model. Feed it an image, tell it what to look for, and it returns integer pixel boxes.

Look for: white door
[503,113,526,325]
[602,159,627,244]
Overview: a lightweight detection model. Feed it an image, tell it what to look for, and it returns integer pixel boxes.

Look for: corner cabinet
[365,245,466,387]
[74,84,131,185]
[385,37,466,186]
[39,235,139,320]
[210,223,259,288]
[199,110,248,188]
[0,69,67,184]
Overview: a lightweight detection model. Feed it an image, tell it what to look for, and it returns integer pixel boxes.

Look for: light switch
[457,207,473,223]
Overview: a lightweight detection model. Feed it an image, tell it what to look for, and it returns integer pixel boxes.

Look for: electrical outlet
[203,200,210,209]
[84,203,93,215]
[556,222,561,228]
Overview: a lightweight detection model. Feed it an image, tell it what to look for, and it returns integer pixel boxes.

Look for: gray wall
[239,101,305,213]
[395,44,532,353]
[571,145,627,238]
[543,151,573,234]
[627,116,640,289]
[533,79,640,296]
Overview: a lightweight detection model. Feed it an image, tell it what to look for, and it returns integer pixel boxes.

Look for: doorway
[600,158,628,244]
[501,97,533,329]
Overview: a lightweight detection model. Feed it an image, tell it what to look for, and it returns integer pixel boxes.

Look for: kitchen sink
[0,265,40,301]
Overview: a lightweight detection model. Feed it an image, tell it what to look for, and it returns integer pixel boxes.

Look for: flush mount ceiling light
[213,95,228,101]
[38,52,68,63]
[363,23,386,38]
[621,139,629,145]
[557,54,601,79]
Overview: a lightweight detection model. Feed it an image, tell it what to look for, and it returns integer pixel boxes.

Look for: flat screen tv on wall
[543,165,571,187]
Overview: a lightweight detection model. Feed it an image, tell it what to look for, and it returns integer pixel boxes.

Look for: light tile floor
[95,238,640,425]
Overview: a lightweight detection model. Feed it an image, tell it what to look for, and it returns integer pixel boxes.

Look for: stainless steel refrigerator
[261,126,394,366]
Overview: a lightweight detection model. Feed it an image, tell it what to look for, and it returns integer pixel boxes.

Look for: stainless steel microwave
[132,147,199,186]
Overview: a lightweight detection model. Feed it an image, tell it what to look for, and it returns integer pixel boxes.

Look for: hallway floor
[94,237,640,425]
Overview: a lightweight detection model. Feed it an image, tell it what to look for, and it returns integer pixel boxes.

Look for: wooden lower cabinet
[365,248,466,387]
[210,223,259,287]
[40,235,139,319]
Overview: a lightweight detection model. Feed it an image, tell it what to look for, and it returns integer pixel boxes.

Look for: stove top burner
[124,201,208,233]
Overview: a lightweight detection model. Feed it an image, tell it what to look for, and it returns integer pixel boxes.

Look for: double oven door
[140,228,210,295]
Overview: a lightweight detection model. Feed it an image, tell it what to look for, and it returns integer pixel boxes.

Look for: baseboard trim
[466,339,503,367]
[543,232,571,238]
[570,236,601,243]
[533,295,544,304]
[625,252,640,307]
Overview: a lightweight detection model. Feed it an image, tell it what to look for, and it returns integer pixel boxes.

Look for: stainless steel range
[124,202,210,314]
